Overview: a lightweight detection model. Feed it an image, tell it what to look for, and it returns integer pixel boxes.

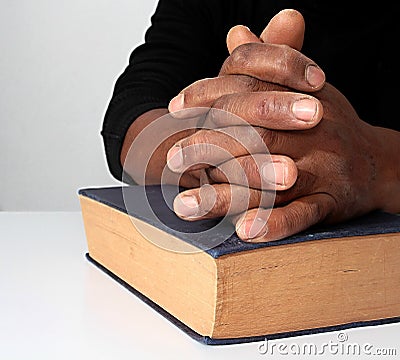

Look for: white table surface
[0,212,399,360]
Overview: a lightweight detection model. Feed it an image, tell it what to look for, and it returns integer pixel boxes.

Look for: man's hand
[122,10,316,188]
[169,81,394,240]
[167,10,323,227]
[169,9,324,115]
[167,10,400,242]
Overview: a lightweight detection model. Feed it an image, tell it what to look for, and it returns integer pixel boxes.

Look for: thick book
[78,185,400,345]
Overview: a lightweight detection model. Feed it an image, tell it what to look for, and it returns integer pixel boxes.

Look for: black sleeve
[101,0,227,181]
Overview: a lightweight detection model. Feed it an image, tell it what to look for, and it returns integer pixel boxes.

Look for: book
[78,184,400,345]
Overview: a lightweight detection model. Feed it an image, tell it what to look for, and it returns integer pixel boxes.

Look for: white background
[0,0,159,211]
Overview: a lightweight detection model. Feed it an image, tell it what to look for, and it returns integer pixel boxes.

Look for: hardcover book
[78,185,400,345]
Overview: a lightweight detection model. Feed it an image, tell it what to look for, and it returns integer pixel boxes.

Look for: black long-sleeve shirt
[101,0,397,181]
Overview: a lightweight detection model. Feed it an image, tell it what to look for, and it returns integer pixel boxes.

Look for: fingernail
[262,161,286,186]
[167,145,183,171]
[292,98,317,122]
[306,65,325,88]
[238,217,268,240]
[174,195,199,218]
[169,93,185,113]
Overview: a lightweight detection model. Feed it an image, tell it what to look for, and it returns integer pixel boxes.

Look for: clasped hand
[163,10,384,242]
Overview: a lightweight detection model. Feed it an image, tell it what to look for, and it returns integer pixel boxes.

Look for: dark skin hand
[121,10,400,241]
[121,10,311,188]
[166,10,400,241]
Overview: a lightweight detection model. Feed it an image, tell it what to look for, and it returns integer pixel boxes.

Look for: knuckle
[284,206,303,232]
[210,95,242,126]
[183,79,208,104]
[182,131,211,160]
[254,94,288,120]
[222,158,248,186]
[255,98,272,118]
[280,44,295,68]
[242,158,261,185]
[229,43,255,71]
[222,96,241,115]
[237,74,285,93]
[254,99,271,117]
[190,130,210,147]
[200,185,230,215]
[279,43,293,58]
[217,186,231,213]
[269,45,294,83]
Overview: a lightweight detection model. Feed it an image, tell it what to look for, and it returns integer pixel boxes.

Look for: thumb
[260,9,305,51]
